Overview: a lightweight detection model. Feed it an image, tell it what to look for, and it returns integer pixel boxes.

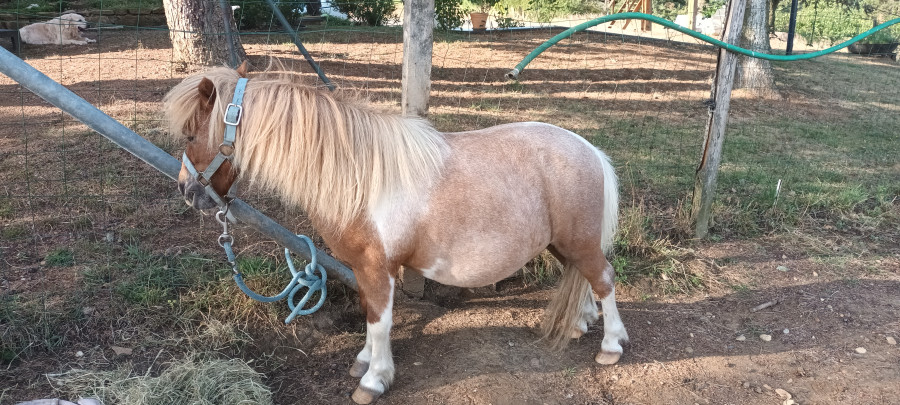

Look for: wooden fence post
[400,0,435,297]
[690,0,746,239]
[402,0,434,118]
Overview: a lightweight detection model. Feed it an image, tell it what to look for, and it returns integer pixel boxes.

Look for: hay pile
[52,356,273,405]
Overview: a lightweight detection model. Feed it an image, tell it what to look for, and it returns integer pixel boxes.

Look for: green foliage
[465,0,601,23]
[84,0,163,9]
[230,0,308,30]
[653,0,687,22]
[462,0,501,13]
[494,4,524,28]
[701,0,726,18]
[336,0,397,26]
[435,0,466,29]
[775,0,899,45]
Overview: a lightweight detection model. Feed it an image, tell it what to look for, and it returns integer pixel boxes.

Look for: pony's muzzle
[179,178,218,210]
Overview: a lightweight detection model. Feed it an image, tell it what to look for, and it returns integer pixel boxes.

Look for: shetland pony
[164,64,628,404]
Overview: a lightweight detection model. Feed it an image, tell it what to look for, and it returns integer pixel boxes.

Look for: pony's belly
[420,260,522,288]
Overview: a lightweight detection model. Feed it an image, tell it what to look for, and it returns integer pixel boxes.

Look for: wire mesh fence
[0,1,898,400]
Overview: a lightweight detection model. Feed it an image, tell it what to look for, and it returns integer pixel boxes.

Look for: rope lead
[218,207,327,323]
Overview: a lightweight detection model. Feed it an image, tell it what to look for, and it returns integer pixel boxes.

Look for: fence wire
[0,0,897,389]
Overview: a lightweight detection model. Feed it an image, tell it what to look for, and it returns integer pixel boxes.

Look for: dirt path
[260,238,900,405]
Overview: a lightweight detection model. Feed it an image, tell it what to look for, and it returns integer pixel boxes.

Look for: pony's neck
[234,84,449,232]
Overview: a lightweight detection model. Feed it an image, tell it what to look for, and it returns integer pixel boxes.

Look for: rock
[110,346,132,356]
[775,388,792,399]
[685,347,694,354]
[82,307,95,316]
[736,334,746,341]
[777,265,789,272]
[742,382,750,389]
[759,334,772,342]
[763,384,772,390]
[783,400,796,405]
[413,361,422,366]
[507,341,515,347]
[75,351,84,357]
[813,271,819,277]
[754,387,762,394]
[783,328,790,334]
[855,347,867,354]
[531,358,541,367]
[887,336,897,345]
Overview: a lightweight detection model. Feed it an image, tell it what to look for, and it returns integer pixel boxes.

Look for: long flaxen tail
[541,149,618,350]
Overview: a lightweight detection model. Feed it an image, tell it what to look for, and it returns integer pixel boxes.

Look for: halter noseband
[182,77,248,214]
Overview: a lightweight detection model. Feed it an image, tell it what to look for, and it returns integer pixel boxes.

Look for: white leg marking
[599,286,628,354]
[359,277,395,395]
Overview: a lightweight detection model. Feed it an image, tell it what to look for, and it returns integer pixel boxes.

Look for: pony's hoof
[351,385,382,404]
[349,360,369,378]
[595,350,622,365]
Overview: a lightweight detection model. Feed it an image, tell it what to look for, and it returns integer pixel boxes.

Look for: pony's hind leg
[559,249,627,365]
[351,275,396,404]
[589,260,629,365]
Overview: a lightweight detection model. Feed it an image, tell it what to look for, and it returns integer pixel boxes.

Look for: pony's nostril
[178,182,186,195]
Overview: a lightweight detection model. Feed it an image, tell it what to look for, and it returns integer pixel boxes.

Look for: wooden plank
[687,0,699,30]
[400,0,434,296]
[641,0,652,31]
[690,0,746,239]
[401,0,434,119]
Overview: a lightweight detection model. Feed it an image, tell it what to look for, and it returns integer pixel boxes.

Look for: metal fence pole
[264,0,335,91]
[0,47,357,291]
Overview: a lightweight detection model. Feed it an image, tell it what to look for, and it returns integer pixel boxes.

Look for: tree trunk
[768,0,779,32]
[735,0,777,96]
[163,0,246,69]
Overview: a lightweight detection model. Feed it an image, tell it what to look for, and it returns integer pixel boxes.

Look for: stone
[775,388,792,399]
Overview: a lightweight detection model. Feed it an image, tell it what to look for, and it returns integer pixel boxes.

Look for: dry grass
[50,355,273,405]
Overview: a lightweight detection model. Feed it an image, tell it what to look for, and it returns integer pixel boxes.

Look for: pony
[163,63,628,404]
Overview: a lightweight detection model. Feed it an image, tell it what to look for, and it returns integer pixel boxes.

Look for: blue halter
[183,77,328,321]
[181,77,248,216]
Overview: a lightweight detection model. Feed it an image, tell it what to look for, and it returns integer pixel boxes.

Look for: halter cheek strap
[182,77,249,219]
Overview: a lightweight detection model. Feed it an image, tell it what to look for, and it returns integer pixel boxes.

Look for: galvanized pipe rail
[0,47,358,291]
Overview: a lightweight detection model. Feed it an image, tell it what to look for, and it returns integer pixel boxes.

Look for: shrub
[335,0,396,26]
[231,0,307,30]
[653,0,688,22]
[435,0,466,29]
[775,0,899,45]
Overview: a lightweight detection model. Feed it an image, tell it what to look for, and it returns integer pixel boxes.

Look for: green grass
[45,248,75,267]
[0,294,83,363]
[1,225,27,240]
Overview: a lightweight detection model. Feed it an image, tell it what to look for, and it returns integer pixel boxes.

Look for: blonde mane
[164,67,449,232]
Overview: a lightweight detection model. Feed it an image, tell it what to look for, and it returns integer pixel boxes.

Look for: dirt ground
[1,27,899,405]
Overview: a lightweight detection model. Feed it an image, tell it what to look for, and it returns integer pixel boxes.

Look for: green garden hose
[506,12,900,79]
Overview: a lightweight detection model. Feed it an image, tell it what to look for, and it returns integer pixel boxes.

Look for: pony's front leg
[351,275,396,404]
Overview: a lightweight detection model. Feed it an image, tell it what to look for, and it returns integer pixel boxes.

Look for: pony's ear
[198,77,216,107]
[236,61,250,78]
